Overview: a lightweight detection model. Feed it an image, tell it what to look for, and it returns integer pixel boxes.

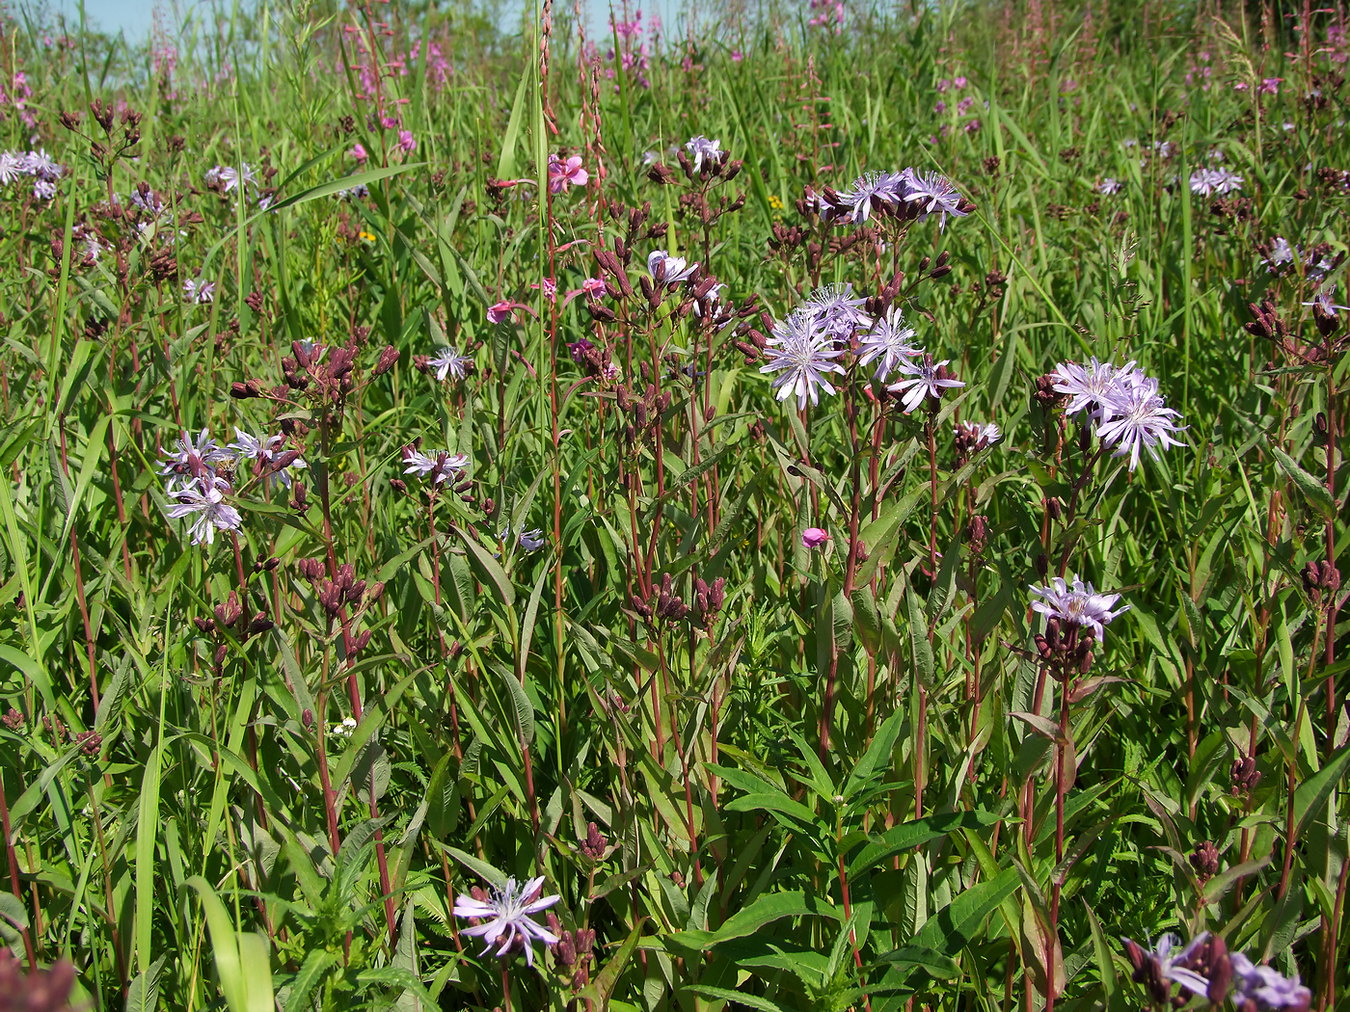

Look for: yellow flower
[358,230,376,243]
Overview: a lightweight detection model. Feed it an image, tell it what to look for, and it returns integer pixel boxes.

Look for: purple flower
[833,170,907,224]
[1050,358,1146,422]
[1189,167,1243,196]
[900,168,969,229]
[856,306,918,381]
[647,249,699,286]
[487,301,516,324]
[759,309,846,410]
[397,130,416,153]
[158,428,233,479]
[402,447,470,484]
[1262,236,1296,272]
[183,278,216,304]
[684,135,723,172]
[1094,375,1187,471]
[1097,177,1122,195]
[453,876,560,967]
[547,154,588,194]
[801,527,830,548]
[229,428,307,488]
[801,283,870,343]
[1030,575,1128,643]
[164,475,244,546]
[1301,284,1350,318]
[1231,953,1311,1011]
[955,420,1001,451]
[886,354,965,413]
[427,346,473,382]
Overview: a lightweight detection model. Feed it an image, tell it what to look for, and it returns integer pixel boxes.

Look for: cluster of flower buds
[615,383,672,447]
[1190,840,1221,883]
[567,338,617,385]
[1,707,22,731]
[599,198,668,248]
[1302,559,1342,599]
[296,558,382,625]
[964,515,990,558]
[1245,300,1316,363]
[691,576,726,630]
[579,821,609,862]
[676,187,747,230]
[1033,617,1096,680]
[632,573,690,624]
[72,98,142,164]
[0,950,76,1012]
[1231,752,1262,797]
[547,915,597,991]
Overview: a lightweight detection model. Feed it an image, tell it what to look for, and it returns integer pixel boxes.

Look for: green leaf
[665,891,839,954]
[848,811,1002,876]
[1269,445,1335,520]
[910,867,1020,953]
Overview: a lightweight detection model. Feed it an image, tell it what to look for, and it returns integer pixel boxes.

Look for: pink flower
[487,301,516,324]
[1259,77,1283,95]
[801,527,830,549]
[349,142,368,163]
[731,50,744,61]
[547,154,588,194]
[397,130,416,152]
[581,277,609,298]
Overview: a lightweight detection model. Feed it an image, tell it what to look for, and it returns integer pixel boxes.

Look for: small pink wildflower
[801,527,830,549]
[349,142,368,163]
[487,301,516,324]
[397,130,416,153]
[547,154,588,194]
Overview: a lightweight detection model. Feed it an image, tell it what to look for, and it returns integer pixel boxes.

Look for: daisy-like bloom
[1262,236,1296,272]
[1096,177,1122,195]
[647,249,699,286]
[158,428,233,478]
[452,876,560,967]
[427,346,473,381]
[900,168,970,229]
[831,170,906,224]
[24,149,61,181]
[402,447,470,485]
[32,179,56,201]
[183,278,216,304]
[801,283,870,344]
[954,420,1001,452]
[164,474,244,546]
[1120,934,1214,1002]
[1301,284,1350,318]
[546,154,588,194]
[886,353,965,414]
[1030,575,1128,643]
[759,309,846,410]
[684,135,722,172]
[1094,374,1187,471]
[1050,358,1145,422]
[1230,953,1312,1011]
[229,428,307,488]
[856,306,918,381]
[801,527,830,548]
[1188,167,1244,196]
[0,151,24,185]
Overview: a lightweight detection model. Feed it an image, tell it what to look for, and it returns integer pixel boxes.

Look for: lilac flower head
[1301,284,1350,318]
[900,168,970,229]
[0,151,25,185]
[1262,236,1296,272]
[158,429,232,479]
[1096,177,1122,195]
[647,249,699,286]
[229,428,307,488]
[1121,933,1216,1003]
[802,283,870,343]
[1094,374,1187,471]
[402,447,470,485]
[856,306,918,381]
[833,170,906,224]
[1189,167,1244,196]
[1030,575,1128,643]
[684,135,723,172]
[954,420,1001,452]
[427,346,473,382]
[886,353,965,413]
[1050,358,1146,422]
[759,309,846,410]
[183,278,216,304]
[164,474,244,546]
[452,876,560,967]
[1230,953,1311,1011]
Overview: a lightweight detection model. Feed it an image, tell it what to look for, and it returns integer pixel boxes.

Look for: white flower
[1096,177,1122,195]
[427,346,473,382]
[165,475,244,546]
[759,309,846,410]
[1030,575,1128,643]
[647,249,699,286]
[886,354,965,413]
[684,135,723,172]
[955,420,1001,450]
[183,278,216,304]
[402,448,470,484]
[856,306,918,381]
[453,876,560,967]
[1094,374,1187,470]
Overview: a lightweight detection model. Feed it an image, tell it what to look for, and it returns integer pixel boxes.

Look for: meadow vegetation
[0,0,1347,1008]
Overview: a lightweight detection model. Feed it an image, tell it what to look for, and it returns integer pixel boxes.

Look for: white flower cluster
[158,427,307,546]
[0,148,62,200]
[1051,358,1187,470]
